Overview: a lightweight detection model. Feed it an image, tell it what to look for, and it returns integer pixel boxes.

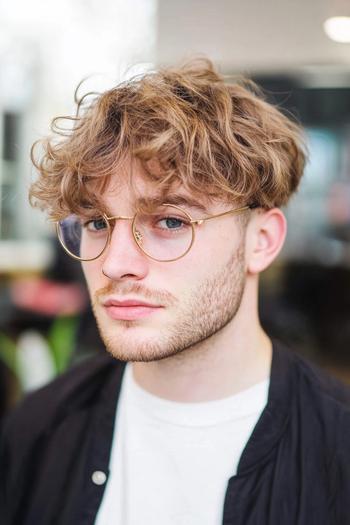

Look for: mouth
[102,298,164,321]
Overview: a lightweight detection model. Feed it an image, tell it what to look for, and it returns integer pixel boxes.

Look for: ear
[245,208,287,275]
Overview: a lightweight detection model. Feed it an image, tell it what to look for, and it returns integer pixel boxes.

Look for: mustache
[93,282,176,306]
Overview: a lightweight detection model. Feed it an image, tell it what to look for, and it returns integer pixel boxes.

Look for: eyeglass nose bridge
[103,213,144,253]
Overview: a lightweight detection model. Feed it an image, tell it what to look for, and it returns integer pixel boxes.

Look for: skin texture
[82,165,287,402]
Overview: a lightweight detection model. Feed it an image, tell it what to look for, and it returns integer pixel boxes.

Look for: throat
[131,331,272,403]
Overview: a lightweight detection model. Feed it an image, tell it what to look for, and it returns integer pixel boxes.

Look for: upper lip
[103,298,162,308]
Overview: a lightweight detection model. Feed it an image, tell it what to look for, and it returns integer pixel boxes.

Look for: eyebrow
[135,195,209,214]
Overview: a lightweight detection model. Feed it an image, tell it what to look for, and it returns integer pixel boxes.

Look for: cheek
[158,232,231,290]
[193,224,239,264]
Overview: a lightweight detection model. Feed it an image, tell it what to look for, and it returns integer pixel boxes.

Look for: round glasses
[56,203,251,263]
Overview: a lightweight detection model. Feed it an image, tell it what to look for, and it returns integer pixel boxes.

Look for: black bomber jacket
[1,340,350,524]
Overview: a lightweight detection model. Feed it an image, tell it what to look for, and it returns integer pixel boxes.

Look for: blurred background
[1,0,350,416]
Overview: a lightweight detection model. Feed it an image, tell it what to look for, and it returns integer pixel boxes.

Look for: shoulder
[291,347,350,411]
[275,344,350,519]
[0,352,120,451]
[275,341,350,439]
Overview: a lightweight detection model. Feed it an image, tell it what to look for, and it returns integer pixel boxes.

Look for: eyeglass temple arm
[191,205,254,225]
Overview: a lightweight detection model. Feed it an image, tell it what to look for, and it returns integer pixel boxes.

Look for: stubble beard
[91,243,246,362]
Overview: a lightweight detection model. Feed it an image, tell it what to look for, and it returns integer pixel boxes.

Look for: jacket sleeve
[0,415,13,525]
[330,410,350,524]
[0,403,42,525]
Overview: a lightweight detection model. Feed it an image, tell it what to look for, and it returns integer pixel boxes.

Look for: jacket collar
[96,339,295,475]
[236,340,295,473]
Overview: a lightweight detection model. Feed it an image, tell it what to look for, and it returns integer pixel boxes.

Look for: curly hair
[30,58,307,220]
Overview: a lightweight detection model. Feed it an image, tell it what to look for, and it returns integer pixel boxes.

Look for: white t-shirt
[95,363,269,525]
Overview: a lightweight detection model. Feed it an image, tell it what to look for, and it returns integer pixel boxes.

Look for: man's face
[82,171,248,362]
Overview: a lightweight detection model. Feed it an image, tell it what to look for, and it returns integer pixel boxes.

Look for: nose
[101,219,149,281]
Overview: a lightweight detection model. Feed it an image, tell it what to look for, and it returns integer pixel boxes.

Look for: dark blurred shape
[253,75,350,126]
[261,262,350,368]
[3,112,20,162]
[284,263,350,363]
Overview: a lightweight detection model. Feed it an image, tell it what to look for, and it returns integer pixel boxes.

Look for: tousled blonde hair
[30,58,306,219]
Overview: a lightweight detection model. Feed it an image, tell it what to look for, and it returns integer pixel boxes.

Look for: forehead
[89,156,236,216]
[100,171,216,214]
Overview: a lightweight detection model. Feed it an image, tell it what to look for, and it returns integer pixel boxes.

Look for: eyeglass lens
[57,205,194,262]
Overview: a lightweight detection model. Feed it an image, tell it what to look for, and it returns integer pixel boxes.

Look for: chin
[95,315,171,362]
[103,335,179,363]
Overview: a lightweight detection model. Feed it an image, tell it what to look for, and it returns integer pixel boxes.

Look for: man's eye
[84,218,108,232]
[157,217,187,230]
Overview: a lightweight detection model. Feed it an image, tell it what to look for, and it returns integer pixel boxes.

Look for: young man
[1,59,350,525]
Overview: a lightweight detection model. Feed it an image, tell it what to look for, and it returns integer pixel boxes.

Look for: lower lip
[104,305,163,321]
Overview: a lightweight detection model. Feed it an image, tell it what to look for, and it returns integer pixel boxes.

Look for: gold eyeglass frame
[56,203,252,263]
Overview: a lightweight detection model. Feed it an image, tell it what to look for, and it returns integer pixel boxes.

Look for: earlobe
[246,209,287,275]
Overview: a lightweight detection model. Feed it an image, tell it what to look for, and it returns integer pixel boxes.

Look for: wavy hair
[30,58,307,220]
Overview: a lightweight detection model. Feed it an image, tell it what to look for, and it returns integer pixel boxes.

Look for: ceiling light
[324,16,350,43]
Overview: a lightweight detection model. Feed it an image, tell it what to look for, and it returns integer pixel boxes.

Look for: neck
[132,277,272,402]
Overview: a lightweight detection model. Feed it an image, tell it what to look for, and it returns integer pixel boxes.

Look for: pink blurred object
[327,182,350,225]
[10,278,87,316]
